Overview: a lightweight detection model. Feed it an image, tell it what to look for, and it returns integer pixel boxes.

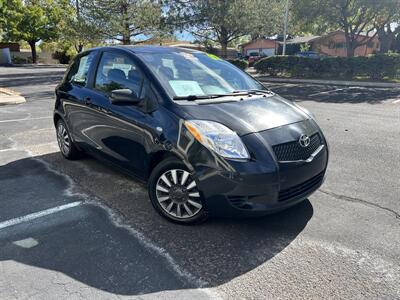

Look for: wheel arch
[53,112,63,126]
[147,150,183,179]
[54,112,80,148]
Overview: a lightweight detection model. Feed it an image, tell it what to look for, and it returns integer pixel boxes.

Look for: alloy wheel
[57,122,70,156]
[155,169,203,219]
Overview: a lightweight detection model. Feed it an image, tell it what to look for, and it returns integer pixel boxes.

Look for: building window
[335,42,346,49]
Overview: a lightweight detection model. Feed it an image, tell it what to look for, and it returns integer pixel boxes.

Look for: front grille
[273,133,321,162]
[278,172,324,202]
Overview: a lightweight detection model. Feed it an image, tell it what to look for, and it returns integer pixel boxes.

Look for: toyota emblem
[299,134,310,147]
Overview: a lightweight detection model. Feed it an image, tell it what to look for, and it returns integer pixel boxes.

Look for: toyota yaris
[54,46,328,224]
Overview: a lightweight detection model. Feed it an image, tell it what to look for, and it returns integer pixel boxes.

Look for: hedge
[52,51,73,64]
[254,54,400,80]
[226,59,249,70]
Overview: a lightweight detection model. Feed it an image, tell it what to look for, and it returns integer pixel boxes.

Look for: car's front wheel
[148,157,208,224]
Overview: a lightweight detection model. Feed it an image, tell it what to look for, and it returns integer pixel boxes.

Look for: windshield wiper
[173,90,273,101]
[173,94,223,101]
[231,89,273,95]
[203,89,273,98]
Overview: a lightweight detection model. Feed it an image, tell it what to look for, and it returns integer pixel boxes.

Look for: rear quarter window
[66,52,96,86]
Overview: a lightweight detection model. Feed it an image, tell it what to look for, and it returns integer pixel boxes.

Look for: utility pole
[282,0,289,55]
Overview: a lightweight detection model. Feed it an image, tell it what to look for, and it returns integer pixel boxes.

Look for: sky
[175,31,195,42]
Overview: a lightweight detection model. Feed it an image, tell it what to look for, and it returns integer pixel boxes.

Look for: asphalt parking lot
[0,66,399,299]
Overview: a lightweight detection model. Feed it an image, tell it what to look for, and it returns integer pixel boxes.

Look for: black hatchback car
[54,46,328,224]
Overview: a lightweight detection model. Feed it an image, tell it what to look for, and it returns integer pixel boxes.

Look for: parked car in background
[247,52,261,66]
[295,51,326,59]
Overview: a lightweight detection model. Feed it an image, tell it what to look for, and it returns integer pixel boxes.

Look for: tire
[56,119,81,160]
[148,157,208,224]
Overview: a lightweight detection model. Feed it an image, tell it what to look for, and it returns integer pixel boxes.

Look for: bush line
[254,54,400,80]
[226,59,249,70]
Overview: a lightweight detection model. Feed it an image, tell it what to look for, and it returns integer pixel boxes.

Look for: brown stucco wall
[0,43,20,52]
[242,39,278,56]
[312,32,379,57]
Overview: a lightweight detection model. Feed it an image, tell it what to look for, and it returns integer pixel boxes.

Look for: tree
[376,24,400,54]
[58,0,103,53]
[1,0,68,63]
[83,0,163,45]
[292,0,391,57]
[247,1,286,41]
[165,0,283,58]
[0,0,5,34]
[392,30,400,52]
[373,0,400,54]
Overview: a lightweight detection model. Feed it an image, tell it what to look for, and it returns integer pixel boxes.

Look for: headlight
[184,120,250,159]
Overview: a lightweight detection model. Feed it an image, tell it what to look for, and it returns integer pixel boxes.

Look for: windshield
[137,51,266,98]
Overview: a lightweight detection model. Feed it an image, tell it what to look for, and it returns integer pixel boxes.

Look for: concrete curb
[9,63,68,68]
[0,88,26,105]
[253,75,400,88]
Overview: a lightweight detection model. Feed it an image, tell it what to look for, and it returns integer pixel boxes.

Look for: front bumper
[179,119,329,217]
[195,153,327,218]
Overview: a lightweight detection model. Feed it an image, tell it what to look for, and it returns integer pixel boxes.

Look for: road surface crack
[319,189,400,220]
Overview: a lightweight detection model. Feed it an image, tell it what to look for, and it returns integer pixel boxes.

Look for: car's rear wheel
[56,119,81,160]
[148,157,208,224]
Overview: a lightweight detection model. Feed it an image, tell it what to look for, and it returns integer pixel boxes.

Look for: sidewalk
[0,88,26,105]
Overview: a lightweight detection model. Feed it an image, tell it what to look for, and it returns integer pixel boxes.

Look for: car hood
[178,94,309,136]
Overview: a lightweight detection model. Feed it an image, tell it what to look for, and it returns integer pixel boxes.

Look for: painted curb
[0,88,26,105]
[0,95,26,105]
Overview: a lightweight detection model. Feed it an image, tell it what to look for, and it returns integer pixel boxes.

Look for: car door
[57,51,99,149]
[82,49,158,178]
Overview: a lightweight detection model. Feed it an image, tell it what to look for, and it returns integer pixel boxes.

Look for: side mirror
[110,89,141,105]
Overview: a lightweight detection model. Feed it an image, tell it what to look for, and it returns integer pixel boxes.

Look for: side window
[94,52,144,96]
[67,52,96,86]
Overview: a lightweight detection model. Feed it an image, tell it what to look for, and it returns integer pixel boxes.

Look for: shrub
[52,51,72,64]
[325,57,352,78]
[362,54,399,80]
[254,55,290,76]
[227,59,249,70]
[11,56,30,64]
[254,53,400,80]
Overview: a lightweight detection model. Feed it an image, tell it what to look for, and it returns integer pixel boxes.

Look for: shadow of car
[0,153,314,296]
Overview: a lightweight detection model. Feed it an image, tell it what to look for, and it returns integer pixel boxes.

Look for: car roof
[90,45,205,55]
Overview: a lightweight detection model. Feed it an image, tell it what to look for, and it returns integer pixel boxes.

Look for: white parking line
[0,116,52,123]
[392,99,400,104]
[0,201,81,230]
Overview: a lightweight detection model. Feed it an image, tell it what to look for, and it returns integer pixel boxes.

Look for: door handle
[84,97,91,105]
